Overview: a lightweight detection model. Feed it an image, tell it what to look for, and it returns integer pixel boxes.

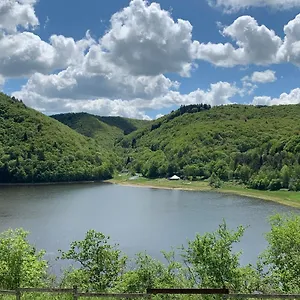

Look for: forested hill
[0,93,117,183]
[120,104,300,191]
[51,113,149,147]
[3,91,300,191]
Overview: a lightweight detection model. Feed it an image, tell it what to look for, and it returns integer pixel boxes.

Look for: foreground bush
[1,214,299,294]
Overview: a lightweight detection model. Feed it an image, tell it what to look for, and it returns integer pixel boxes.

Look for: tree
[235,165,251,183]
[208,172,222,188]
[182,221,258,292]
[258,214,300,293]
[280,165,290,189]
[115,252,190,293]
[59,230,127,292]
[0,229,48,290]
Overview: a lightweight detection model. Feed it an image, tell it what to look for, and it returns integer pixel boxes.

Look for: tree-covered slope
[0,93,116,183]
[51,113,150,147]
[120,104,300,191]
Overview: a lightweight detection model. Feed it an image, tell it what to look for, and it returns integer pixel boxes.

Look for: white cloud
[277,14,300,65]
[6,0,300,119]
[252,88,300,106]
[155,113,164,119]
[208,0,300,13]
[0,31,95,77]
[16,67,176,100]
[0,0,94,78]
[99,0,198,77]
[12,89,152,119]
[195,16,282,67]
[13,81,239,118]
[244,70,277,83]
[0,75,4,90]
[0,0,39,33]
[240,80,257,96]
[182,81,238,106]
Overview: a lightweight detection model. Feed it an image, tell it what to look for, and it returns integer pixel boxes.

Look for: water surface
[0,183,298,272]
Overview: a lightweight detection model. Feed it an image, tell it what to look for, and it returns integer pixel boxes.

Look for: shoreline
[1,178,299,209]
[0,180,111,187]
[109,178,300,209]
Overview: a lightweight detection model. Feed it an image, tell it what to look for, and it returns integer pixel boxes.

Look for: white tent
[169,175,180,180]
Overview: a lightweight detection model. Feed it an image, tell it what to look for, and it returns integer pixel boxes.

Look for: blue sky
[1,0,300,119]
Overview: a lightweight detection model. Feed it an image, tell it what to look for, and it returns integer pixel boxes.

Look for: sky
[1,0,300,119]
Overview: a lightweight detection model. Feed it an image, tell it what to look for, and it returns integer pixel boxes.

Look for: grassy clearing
[108,176,300,209]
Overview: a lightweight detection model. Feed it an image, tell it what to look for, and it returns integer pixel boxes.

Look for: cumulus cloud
[0,0,39,33]
[277,14,300,65]
[100,0,198,77]
[0,32,95,77]
[0,0,95,78]
[251,70,277,83]
[12,0,204,117]
[195,16,282,67]
[208,0,300,13]
[16,67,176,101]
[12,90,152,119]
[13,81,239,118]
[6,0,300,119]
[0,75,5,89]
[243,70,277,83]
[252,88,300,106]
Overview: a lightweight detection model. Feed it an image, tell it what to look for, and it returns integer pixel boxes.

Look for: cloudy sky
[1,0,300,119]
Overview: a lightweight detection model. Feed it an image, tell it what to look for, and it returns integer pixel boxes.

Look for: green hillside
[0,93,116,183]
[119,104,300,191]
[51,113,149,147]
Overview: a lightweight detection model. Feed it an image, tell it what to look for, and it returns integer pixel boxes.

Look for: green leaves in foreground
[1,214,300,294]
[59,230,127,292]
[183,222,259,292]
[0,229,48,290]
[259,214,300,293]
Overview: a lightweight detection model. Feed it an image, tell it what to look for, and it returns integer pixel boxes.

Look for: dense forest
[120,104,300,191]
[2,91,300,192]
[51,112,149,148]
[0,93,118,183]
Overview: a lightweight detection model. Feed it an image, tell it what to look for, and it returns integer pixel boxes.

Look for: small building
[169,175,180,180]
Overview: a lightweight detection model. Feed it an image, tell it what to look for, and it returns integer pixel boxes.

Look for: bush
[208,172,222,188]
[0,229,48,290]
[268,179,282,191]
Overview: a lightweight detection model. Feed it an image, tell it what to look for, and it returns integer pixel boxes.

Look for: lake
[0,182,298,273]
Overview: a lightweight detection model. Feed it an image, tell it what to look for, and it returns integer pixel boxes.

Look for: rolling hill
[3,91,300,192]
[51,113,149,148]
[0,93,117,183]
[119,104,300,191]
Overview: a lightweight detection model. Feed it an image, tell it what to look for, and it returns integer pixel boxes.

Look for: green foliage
[0,229,47,290]
[1,215,300,295]
[182,222,258,292]
[115,251,190,293]
[59,230,127,292]
[51,113,149,148]
[259,214,300,293]
[208,172,222,188]
[120,104,300,192]
[0,93,116,183]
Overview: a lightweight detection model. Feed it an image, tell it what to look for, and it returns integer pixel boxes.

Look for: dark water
[0,183,298,273]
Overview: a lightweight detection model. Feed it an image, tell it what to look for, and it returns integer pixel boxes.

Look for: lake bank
[108,177,300,209]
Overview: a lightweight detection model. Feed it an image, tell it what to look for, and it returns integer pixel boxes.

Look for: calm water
[0,183,298,273]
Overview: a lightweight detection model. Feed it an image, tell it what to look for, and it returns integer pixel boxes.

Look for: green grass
[220,183,300,208]
[108,176,300,208]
